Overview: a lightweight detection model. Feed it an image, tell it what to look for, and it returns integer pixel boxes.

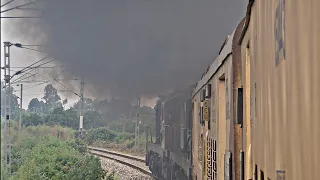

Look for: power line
[12,44,44,47]
[22,75,64,90]
[0,42,51,81]
[10,56,49,79]
[20,46,47,53]
[10,66,60,69]
[1,16,41,19]
[23,81,49,90]
[12,73,37,84]
[52,78,80,97]
[21,71,67,90]
[11,61,54,85]
[11,59,54,83]
[1,0,15,8]
[1,0,40,13]
[16,7,40,10]
[26,0,37,7]
[14,80,52,83]
[14,78,79,84]
[2,62,52,89]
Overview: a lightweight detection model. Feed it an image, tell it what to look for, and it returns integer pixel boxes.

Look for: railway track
[88,147,159,179]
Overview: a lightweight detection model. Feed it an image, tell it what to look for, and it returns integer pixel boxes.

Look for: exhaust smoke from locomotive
[4,0,246,99]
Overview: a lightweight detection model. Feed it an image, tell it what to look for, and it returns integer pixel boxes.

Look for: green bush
[67,138,87,155]
[11,136,40,173]
[84,127,134,145]
[124,139,135,148]
[105,172,115,180]
[12,136,106,180]
[1,119,10,180]
[24,125,75,141]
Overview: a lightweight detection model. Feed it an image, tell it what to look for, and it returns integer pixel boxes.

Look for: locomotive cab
[145,88,193,180]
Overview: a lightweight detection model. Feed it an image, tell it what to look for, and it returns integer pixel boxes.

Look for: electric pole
[79,78,84,138]
[3,41,12,174]
[19,84,23,131]
[135,95,141,146]
[123,110,132,133]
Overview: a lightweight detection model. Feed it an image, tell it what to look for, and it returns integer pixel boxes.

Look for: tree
[42,84,62,112]
[22,113,43,127]
[28,98,42,113]
[44,107,78,129]
[73,98,94,111]
[84,110,104,129]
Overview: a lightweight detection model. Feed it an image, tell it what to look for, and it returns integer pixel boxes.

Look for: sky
[1,0,247,109]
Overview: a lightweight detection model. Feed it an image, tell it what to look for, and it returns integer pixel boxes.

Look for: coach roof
[192,30,235,97]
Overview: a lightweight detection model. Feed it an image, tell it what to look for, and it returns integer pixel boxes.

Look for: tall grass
[1,121,108,180]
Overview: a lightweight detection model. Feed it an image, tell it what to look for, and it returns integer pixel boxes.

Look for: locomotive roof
[192,30,235,97]
[155,86,193,108]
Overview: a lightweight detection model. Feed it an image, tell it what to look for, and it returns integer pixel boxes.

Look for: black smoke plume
[5,0,246,98]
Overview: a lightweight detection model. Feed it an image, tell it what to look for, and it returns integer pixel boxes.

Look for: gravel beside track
[89,147,154,180]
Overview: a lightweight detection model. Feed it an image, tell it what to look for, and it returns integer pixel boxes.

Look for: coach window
[212,90,216,123]
[206,84,211,130]
[226,78,229,119]
[208,106,211,130]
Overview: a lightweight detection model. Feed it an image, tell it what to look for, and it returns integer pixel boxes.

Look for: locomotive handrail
[185,135,192,159]
[145,125,153,143]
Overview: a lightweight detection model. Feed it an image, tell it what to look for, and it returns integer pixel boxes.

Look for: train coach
[193,0,320,179]
[146,0,320,179]
[192,17,245,180]
[237,0,320,180]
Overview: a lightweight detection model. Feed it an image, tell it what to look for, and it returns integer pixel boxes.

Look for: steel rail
[88,146,145,162]
[88,147,162,180]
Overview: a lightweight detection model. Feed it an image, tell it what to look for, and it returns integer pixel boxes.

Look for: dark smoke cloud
[36,0,246,98]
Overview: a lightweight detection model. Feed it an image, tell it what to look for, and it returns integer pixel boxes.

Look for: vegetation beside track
[84,127,147,156]
[1,121,116,180]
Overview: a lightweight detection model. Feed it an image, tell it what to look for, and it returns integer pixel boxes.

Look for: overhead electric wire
[11,59,54,83]
[1,16,41,18]
[10,69,34,77]
[14,80,51,83]
[12,73,38,84]
[10,66,60,68]
[20,46,47,53]
[1,0,15,8]
[1,0,39,13]
[16,7,39,10]
[26,0,37,7]
[13,78,79,84]
[13,44,44,47]
[11,58,53,82]
[21,73,64,90]
[10,56,49,79]
[52,78,80,97]
[23,81,49,90]
[19,71,71,92]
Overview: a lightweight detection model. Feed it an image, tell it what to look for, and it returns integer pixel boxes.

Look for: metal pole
[19,84,23,131]
[79,78,84,138]
[3,41,12,174]
[122,117,125,133]
[135,95,140,146]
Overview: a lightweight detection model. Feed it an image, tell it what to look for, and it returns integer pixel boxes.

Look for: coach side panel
[242,0,320,179]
